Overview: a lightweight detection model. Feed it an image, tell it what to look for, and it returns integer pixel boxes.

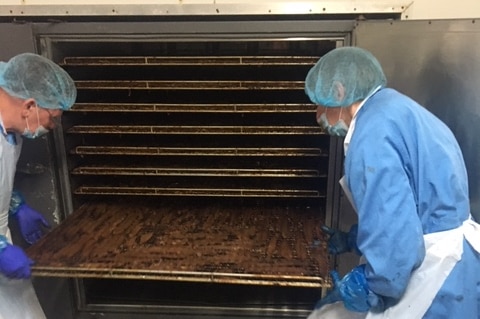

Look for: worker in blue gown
[0,53,76,319]
[304,46,480,319]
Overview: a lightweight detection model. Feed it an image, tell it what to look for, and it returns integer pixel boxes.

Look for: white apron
[0,130,46,319]
[307,218,480,319]
[307,177,480,319]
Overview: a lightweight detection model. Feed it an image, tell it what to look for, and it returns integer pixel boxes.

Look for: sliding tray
[26,200,330,288]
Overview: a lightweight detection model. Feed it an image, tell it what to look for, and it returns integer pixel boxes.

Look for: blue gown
[344,88,480,318]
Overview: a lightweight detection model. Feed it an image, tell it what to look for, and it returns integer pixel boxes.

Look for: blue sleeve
[344,108,425,300]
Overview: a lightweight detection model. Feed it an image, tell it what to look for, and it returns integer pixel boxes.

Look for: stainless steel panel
[355,19,480,221]
[0,2,407,17]
[0,23,34,60]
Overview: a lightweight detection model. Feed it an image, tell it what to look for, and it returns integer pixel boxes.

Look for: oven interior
[25,34,343,318]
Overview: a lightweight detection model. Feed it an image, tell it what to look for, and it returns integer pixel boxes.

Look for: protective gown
[0,129,46,319]
[344,88,480,318]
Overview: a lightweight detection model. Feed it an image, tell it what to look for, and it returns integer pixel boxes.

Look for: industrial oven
[1,9,480,319]
[4,18,358,319]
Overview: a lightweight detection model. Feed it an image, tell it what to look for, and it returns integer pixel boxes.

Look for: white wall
[0,0,480,20]
[403,0,480,19]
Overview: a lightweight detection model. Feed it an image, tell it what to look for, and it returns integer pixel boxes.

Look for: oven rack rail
[72,103,316,113]
[69,146,326,157]
[73,186,323,198]
[74,80,305,90]
[66,125,323,135]
[61,56,320,66]
[71,167,323,177]
[30,267,330,288]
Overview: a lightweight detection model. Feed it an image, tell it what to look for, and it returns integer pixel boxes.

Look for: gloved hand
[336,265,383,312]
[0,235,33,279]
[321,224,360,255]
[314,271,342,309]
[314,266,383,313]
[13,204,51,245]
[9,190,51,245]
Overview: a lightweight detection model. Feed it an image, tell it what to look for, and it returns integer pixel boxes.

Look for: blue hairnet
[305,47,387,107]
[0,53,76,110]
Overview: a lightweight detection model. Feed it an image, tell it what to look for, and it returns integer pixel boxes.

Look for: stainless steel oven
[14,19,355,319]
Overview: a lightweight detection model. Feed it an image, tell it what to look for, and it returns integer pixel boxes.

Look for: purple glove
[0,237,33,279]
[14,204,51,245]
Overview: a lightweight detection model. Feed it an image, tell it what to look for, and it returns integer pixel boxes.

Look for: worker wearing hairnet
[305,47,480,319]
[0,53,76,319]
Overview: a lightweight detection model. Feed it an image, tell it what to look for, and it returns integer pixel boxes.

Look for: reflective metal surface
[0,2,408,17]
[355,19,480,221]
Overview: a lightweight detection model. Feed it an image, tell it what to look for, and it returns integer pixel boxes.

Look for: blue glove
[321,224,360,255]
[0,235,33,279]
[336,265,383,312]
[314,271,342,309]
[13,204,51,245]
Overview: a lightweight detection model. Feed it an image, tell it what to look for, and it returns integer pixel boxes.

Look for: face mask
[22,106,49,139]
[317,108,349,137]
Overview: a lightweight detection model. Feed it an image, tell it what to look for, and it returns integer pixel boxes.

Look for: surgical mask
[317,108,349,137]
[22,106,49,139]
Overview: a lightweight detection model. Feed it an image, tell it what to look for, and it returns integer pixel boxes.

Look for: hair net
[0,53,76,110]
[305,47,387,107]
